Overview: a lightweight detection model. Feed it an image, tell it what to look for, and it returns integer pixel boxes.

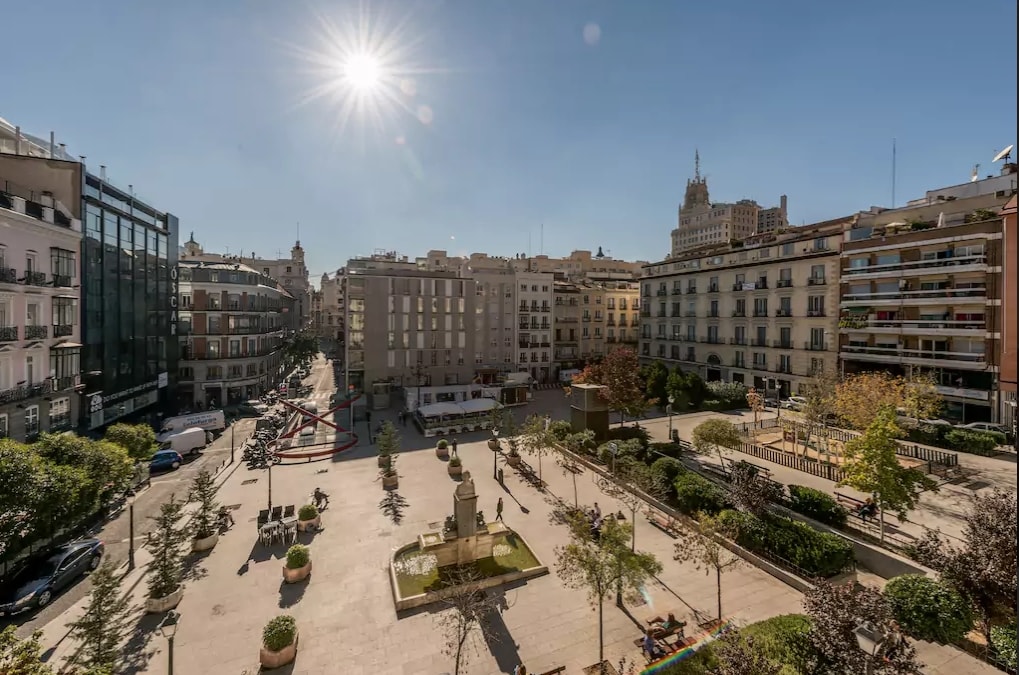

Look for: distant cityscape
[1,115,1016,445]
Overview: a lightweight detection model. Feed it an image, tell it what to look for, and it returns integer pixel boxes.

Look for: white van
[160,410,226,437]
[158,427,207,457]
[504,372,534,386]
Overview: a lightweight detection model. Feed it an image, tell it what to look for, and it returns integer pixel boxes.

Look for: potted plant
[380,453,399,488]
[144,496,188,613]
[448,455,463,477]
[189,469,220,552]
[376,421,400,467]
[259,614,299,669]
[282,544,312,583]
[297,504,320,532]
[436,439,449,459]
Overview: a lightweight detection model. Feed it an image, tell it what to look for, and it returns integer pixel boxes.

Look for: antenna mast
[891,138,897,208]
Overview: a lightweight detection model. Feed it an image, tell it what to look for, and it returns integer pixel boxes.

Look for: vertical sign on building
[169,266,178,336]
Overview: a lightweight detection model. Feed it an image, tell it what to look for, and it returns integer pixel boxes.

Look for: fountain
[390,472,547,610]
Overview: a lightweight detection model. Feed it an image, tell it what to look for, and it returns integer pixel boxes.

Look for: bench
[722,457,773,480]
[645,508,680,538]
[835,492,877,524]
[703,463,730,481]
[537,668,565,675]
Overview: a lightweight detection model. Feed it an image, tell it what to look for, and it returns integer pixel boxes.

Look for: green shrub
[884,574,973,644]
[262,615,297,651]
[564,430,597,455]
[285,544,310,569]
[719,510,854,578]
[787,485,848,528]
[943,429,998,456]
[596,438,644,466]
[706,381,748,404]
[606,425,650,448]
[674,472,728,516]
[449,456,462,467]
[436,439,448,449]
[297,504,318,521]
[991,623,1017,670]
[548,420,573,441]
[649,441,684,458]
[650,457,686,498]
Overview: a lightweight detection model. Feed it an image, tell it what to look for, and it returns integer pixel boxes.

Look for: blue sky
[2,1,1016,281]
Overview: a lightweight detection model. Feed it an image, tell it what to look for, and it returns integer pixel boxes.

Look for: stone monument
[418,471,507,567]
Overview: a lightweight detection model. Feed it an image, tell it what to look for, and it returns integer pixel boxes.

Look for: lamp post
[491,429,500,480]
[267,455,274,513]
[608,441,619,475]
[853,622,885,675]
[127,492,137,571]
[159,610,180,675]
[666,395,675,442]
[230,423,235,465]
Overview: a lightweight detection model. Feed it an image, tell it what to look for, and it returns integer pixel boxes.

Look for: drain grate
[241,479,258,485]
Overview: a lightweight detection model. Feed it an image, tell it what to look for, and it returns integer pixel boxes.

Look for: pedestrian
[397,410,404,425]
[496,497,504,521]
[365,409,372,426]
[402,409,408,427]
[513,665,527,675]
[593,502,602,520]
[451,438,458,457]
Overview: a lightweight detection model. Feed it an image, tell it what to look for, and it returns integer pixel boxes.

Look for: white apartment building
[0,160,83,441]
[515,270,555,382]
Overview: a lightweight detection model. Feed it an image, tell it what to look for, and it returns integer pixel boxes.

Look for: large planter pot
[282,560,313,584]
[377,455,387,468]
[487,438,500,451]
[259,631,299,669]
[297,515,320,532]
[144,586,184,614]
[382,474,399,489]
[435,446,449,459]
[506,454,522,467]
[448,464,463,477]
[192,532,219,552]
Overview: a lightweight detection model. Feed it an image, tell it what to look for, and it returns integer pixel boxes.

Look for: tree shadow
[481,592,521,674]
[118,609,164,675]
[646,574,712,627]
[181,549,210,583]
[379,491,409,525]
[278,578,308,608]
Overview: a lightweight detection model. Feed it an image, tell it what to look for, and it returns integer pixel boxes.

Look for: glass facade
[81,174,179,429]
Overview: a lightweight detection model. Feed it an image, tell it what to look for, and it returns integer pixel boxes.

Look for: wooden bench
[703,463,730,481]
[835,492,878,524]
[722,457,773,480]
[645,507,680,537]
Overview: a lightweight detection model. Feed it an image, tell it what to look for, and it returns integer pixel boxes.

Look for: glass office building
[80,173,179,429]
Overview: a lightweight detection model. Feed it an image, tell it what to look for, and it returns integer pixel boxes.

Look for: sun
[342,53,384,91]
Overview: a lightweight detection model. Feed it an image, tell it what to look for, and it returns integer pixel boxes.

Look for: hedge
[884,574,973,644]
[717,510,854,578]
[942,429,1000,456]
[674,472,729,516]
[787,485,848,528]
[606,425,650,448]
[650,457,686,499]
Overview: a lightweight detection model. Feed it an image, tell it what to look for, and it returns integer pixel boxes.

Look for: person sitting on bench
[647,613,685,637]
[642,630,665,660]
[857,497,878,521]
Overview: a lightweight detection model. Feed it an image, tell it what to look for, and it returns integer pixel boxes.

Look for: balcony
[776,279,793,288]
[806,310,826,318]
[0,326,18,342]
[934,384,990,401]
[838,318,986,335]
[53,324,74,338]
[671,288,683,295]
[557,317,579,323]
[751,338,768,347]
[583,316,593,322]
[25,325,49,340]
[700,336,723,345]
[48,412,73,432]
[842,254,987,279]
[52,273,73,288]
[656,289,668,296]
[841,345,987,369]
[0,267,18,284]
[807,277,826,286]
[752,311,769,318]
[518,305,529,312]
[804,342,827,351]
[843,287,986,306]
[775,309,793,318]
[774,364,793,374]
[729,337,747,345]
[606,319,616,326]
[0,379,55,405]
[684,311,697,318]
[686,287,697,294]
[732,360,746,369]
[732,310,746,318]
[606,336,617,343]
[771,340,793,350]
[707,312,719,318]
[751,361,768,370]
[708,285,719,293]
[630,319,640,326]
[671,310,682,318]
[23,271,48,287]
[657,311,667,318]
[732,283,742,291]
[683,351,696,362]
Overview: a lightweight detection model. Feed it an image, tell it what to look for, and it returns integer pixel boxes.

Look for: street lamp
[853,622,885,675]
[159,610,180,675]
[608,441,619,475]
[491,428,500,480]
[666,395,675,442]
[127,492,137,571]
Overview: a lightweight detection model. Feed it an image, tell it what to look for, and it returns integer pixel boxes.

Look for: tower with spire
[681,149,711,213]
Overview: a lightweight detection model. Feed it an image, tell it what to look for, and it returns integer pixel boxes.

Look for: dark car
[149,449,184,472]
[0,539,105,617]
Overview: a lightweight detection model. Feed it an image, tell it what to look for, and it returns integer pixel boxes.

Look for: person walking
[496,497,504,521]
[451,438,458,457]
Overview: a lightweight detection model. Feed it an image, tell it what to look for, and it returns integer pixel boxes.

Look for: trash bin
[671,429,679,443]
[497,468,504,483]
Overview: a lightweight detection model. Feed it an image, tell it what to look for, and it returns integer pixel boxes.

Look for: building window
[49,397,71,430]
[25,405,40,438]
[0,413,6,438]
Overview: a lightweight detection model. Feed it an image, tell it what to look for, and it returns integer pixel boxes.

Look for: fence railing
[736,441,846,482]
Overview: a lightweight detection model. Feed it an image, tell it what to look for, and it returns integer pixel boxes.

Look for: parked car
[237,400,270,416]
[149,449,184,472]
[780,396,808,411]
[0,539,105,617]
[956,421,1011,438]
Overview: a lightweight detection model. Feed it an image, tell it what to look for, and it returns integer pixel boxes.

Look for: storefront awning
[841,307,870,315]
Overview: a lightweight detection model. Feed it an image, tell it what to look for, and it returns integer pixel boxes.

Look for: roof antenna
[694,149,701,181]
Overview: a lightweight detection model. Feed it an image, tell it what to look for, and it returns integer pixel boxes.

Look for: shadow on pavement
[278,578,307,609]
[119,610,164,675]
[482,591,521,674]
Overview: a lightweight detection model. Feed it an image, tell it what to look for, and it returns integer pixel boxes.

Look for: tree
[804,581,923,674]
[434,565,501,675]
[801,369,840,460]
[33,434,134,509]
[555,514,662,667]
[103,423,158,461]
[492,407,521,458]
[146,495,188,600]
[834,372,908,431]
[0,626,55,675]
[573,347,655,425]
[560,430,595,508]
[710,634,782,675]
[910,489,1017,643]
[643,361,669,405]
[188,469,220,540]
[519,413,554,484]
[595,461,664,551]
[665,367,691,412]
[900,370,943,422]
[692,418,741,466]
[883,574,973,644]
[727,461,779,516]
[745,388,765,441]
[67,561,131,673]
[839,408,936,542]
[674,513,745,622]
[376,420,401,459]
[285,331,318,365]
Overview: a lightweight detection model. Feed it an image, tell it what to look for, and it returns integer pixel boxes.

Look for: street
[7,415,258,638]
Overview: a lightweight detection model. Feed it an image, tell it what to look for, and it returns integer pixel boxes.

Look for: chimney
[49,131,55,158]
[780,194,788,215]
[58,143,66,157]
[100,165,107,181]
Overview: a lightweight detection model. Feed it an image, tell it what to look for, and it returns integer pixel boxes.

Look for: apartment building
[311,270,344,349]
[641,219,848,397]
[553,280,640,375]
[0,157,83,441]
[515,270,555,382]
[839,173,1016,423]
[469,267,519,380]
[175,257,295,410]
[1002,195,1017,430]
[757,195,789,234]
[344,252,477,392]
[418,249,646,281]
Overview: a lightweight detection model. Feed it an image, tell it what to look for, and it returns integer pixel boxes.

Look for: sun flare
[342,53,384,91]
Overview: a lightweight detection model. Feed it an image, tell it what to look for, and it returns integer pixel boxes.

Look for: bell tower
[681,149,710,213]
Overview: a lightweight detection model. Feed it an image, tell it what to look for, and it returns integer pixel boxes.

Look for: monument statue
[453,472,478,538]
